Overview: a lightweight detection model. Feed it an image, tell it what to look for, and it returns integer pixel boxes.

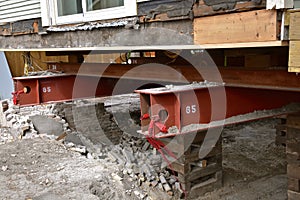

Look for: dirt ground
[0,118,287,200]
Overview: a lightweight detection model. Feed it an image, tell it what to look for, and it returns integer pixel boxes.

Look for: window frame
[41,0,137,26]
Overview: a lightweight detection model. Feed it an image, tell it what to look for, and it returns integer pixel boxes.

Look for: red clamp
[12,87,30,105]
[140,113,150,120]
[147,115,168,137]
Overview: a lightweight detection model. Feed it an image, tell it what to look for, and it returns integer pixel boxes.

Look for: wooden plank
[287,142,300,155]
[287,114,300,127]
[194,10,278,45]
[187,163,222,182]
[289,66,300,73]
[170,162,190,174]
[289,12,300,40]
[284,11,291,26]
[287,127,300,141]
[287,164,300,179]
[289,41,300,72]
[189,171,222,198]
[287,152,300,165]
[201,41,288,50]
[289,178,300,192]
[187,143,222,162]
[288,190,300,200]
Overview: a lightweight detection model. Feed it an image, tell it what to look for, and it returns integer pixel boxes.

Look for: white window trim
[41,0,137,26]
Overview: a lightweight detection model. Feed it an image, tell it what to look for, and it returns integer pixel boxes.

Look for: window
[86,0,124,11]
[41,0,137,26]
[57,0,83,16]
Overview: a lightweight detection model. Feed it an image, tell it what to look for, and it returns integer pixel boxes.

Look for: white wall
[0,52,14,100]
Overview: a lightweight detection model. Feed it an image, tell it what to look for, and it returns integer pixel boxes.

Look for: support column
[287,113,300,200]
[159,129,223,198]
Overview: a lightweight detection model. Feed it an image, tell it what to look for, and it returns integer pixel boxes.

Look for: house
[1,0,300,199]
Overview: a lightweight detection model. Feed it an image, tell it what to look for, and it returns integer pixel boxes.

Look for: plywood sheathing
[194,9,278,45]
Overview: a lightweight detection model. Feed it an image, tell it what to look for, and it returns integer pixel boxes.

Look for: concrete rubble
[0,96,183,199]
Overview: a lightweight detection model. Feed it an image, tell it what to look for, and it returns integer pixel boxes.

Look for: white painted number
[186,105,197,114]
[42,87,51,93]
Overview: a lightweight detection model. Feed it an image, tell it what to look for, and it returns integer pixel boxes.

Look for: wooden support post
[286,113,300,200]
[288,11,300,73]
[159,129,223,198]
[275,115,287,146]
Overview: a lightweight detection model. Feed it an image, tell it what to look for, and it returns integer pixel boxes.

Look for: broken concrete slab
[65,133,84,146]
[30,115,63,136]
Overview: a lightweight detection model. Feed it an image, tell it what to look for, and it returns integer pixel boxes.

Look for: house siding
[0,0,41,24]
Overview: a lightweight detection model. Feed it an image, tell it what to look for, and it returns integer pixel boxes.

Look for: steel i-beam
[13,74,118,105]
[135,83,300,137]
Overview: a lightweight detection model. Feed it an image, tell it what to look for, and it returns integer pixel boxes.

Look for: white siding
[0,0,41,23]
[295,0,300,8]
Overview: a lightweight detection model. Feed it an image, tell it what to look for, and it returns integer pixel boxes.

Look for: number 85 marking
[186,105,197,114]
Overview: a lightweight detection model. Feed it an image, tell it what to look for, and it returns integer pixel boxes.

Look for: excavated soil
[0,103,288,200]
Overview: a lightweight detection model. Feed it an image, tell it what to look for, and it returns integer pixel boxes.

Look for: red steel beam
[13,75,118,106]
[13,74,172,106]
[57,63,300,90]
[136,84,300,136]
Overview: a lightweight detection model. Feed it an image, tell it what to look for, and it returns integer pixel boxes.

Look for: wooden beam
[194,10,278,45]
[290,12,300,40]
[201,41,288,49]
[289,41,300,72]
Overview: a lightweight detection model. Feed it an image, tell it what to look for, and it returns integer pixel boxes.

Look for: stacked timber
[275,115,287,146]
[159,130,222,198]
[286,114,300,200]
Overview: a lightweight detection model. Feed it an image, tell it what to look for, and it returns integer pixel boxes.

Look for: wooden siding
[0,0,41,24]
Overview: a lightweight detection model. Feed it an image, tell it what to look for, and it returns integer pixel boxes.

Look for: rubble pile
[0,100,70,143]
[0,97,184,199]
[103,133,184,199]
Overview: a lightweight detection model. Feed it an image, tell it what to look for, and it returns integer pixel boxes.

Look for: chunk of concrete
[30,115,63,136]
[65,133,84,146]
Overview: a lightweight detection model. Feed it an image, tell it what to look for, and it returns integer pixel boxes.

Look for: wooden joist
[194,9,278,45]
